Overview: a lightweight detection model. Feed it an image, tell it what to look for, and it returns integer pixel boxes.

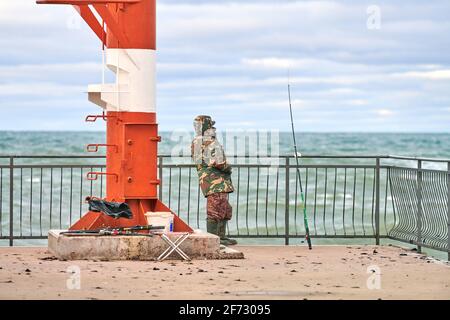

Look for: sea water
[1,131,449,158]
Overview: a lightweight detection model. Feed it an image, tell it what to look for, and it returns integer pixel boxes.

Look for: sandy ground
[0,245,449,300]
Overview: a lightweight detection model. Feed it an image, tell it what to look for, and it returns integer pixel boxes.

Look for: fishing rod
[288,79,312,250]
[61,230,155,237]
[61,225,164,237]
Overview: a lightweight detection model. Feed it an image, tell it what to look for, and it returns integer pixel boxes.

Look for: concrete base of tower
[48,230,244,261]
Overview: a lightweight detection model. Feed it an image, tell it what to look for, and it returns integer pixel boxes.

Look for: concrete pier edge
[48,230,244,261]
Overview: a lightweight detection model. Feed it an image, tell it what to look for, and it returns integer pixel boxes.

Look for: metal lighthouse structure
[37,0,192,233]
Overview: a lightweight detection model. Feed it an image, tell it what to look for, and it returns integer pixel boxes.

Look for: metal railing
[0,154,449,259]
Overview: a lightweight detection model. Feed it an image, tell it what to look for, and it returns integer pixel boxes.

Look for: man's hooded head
[194,115,216,136]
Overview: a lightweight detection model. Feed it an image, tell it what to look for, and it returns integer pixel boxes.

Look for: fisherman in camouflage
[191,115,237,246]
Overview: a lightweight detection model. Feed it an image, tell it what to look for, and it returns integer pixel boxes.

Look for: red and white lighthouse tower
[37,0,192,232]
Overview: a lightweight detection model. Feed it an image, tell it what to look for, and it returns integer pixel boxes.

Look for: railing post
[417,160,423,253]
[447,161,450,261]
[9,157,14,247]
[375,157,380,245]
[285,157,290,245]
[158,156,163,201]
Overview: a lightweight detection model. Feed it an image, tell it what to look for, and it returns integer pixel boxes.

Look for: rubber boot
[206,218,219,236]
[218,220,237,246]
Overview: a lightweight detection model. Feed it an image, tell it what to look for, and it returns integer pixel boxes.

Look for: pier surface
[0,245,449,300]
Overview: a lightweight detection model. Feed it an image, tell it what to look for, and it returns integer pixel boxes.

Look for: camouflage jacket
[191,133,234,197]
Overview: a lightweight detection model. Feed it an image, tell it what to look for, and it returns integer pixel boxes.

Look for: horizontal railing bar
[388,236,449,253]
[0,236,47,240]
[0,164,444,172]
[387,155,450,163]
[161,164,380,169]
[389,166,449,174]
[2,154,448,162]
[0,155,105,159]
[2,154,449,162]
[296,165,377,169]
[226,235,388,239]
[152,154,450,161]
[162,164,271,169]
[0,235,388,240]
[163,155,390,159]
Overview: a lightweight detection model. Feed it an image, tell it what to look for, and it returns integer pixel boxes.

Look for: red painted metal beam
[92,4,131,48]
[39,0,134,48]
[37,0,140,4]
[74,4,105,43]
[37,0,153,49]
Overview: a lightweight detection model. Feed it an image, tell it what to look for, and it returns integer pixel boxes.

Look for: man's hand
[212,161,232,173]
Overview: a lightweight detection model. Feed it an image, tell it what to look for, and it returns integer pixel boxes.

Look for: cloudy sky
[0,0,449,132]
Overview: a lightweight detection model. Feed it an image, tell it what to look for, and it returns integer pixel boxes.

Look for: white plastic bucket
[145,212,174,233]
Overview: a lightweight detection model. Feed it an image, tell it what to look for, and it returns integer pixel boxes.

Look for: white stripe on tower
[88,49,156,114]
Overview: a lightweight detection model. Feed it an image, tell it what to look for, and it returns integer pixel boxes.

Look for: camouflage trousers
[206,192,232,221]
